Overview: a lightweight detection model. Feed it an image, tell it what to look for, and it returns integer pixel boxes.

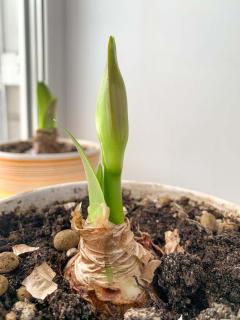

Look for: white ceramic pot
[0,181,239,223]
[0,139,100,197]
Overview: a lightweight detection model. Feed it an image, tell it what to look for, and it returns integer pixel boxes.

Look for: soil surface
[0,193,239,320]
[0,140,77,154]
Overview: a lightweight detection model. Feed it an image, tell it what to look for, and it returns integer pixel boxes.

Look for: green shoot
[65,129,106,224]
[65,36,128,226]
[96,36,128,224]
[37,82,57,130]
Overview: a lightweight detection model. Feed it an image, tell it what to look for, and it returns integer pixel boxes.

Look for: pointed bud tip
[108,35,115,47]
[107,36,118,74]
[108,36,117,55]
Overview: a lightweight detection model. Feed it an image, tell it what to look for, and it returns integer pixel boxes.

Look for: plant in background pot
[33,82,62,154]
[0,82,100,197]
[0,37,240,320]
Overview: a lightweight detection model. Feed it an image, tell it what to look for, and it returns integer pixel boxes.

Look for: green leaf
[96,163,104,192]
[37,82,57,130]
[64,129,106,223]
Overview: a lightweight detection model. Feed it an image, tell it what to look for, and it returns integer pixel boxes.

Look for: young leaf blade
[65,129,106,223]
[37,82,57,130]
[96,163,104,192]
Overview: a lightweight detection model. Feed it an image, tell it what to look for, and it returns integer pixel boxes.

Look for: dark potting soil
[0,141,77,154]
[0,194,239,320]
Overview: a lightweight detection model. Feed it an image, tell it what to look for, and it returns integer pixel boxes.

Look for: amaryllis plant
[65,36,160,306]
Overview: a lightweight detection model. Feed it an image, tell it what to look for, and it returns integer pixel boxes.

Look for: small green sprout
[37,82,57,130]
[66,36,128,225]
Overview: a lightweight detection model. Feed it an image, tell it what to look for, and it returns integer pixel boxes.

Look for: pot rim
[0,139,99,160]
[0,181,239,221]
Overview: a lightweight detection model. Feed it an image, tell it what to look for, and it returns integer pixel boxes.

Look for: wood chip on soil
[164,229,184,255]
[22,262,57,300]
[12,244,39,256]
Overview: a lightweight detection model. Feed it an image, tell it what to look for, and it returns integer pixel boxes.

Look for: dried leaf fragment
[135,231,164,256]
[22,262,57,300]
[141,260,161,282]
[70,204,84,231]
[12,244,39,256]
[164,229,184,255]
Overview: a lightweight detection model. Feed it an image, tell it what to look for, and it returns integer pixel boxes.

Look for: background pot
[0,140,100,198]
[0,181,239,223]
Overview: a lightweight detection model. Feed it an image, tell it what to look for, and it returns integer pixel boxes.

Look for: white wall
[45,0,66,129]
[63,0,240,203]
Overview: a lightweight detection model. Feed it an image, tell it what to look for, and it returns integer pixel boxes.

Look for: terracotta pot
[0,181,239,223]
[0,140,100,197]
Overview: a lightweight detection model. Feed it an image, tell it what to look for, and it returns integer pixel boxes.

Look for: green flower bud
[96,36,128,174]
[95,36,129,224]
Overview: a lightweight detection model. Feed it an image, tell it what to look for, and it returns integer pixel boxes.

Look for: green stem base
[104,169,124,224]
